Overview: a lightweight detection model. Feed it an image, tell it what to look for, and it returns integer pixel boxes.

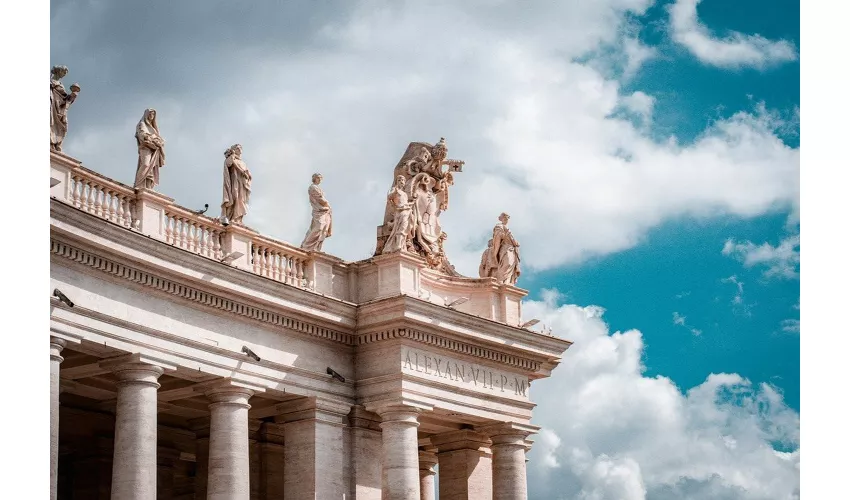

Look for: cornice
[51,198,569,374]
[357,328,541,372]
[51,238,356,346]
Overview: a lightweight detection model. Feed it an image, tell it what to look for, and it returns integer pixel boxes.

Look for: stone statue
[383,175,414,254]
[487,213,521,285]
[49,65,80,152]
[479,239,494,278]
[300,173,333,252]
[133,109,166,190]
[376,138,464,276]
[220,144,251,225]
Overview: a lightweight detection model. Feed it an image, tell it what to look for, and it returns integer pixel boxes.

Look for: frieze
[401,346,529,399]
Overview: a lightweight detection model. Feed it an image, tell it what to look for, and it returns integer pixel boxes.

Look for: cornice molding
[51,224,555,373]
[357,328,541,372]
[51,238,356,346]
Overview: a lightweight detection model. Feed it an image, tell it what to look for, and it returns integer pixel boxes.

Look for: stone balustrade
[50,150,535,326]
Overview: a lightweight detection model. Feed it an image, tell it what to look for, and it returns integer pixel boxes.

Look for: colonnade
[49,338,532,500]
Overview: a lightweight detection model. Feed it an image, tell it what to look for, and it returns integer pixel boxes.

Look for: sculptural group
[50,65,526,285]
[376,138,464,275]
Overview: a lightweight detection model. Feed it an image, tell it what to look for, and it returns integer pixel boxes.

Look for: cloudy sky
[50,0,800,498]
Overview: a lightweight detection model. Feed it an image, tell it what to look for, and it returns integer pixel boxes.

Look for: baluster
[124,198,134,228]
[281,254,292,284]
[164,215,173,244]
[187,221,196,252]
[213,231,222,259]
[251,245,259,273]
[83,181,92,212]
[262,248,271,277]
[192,222,201,252]
[92,184,103,216]
[254,245,265,276]
[107,192,117,222]
[199,228,209,256]
[270,253,280,281]
[178,218,187,248]
[116,195,126,226]
[297,259,305,287]
[72,176,82,207]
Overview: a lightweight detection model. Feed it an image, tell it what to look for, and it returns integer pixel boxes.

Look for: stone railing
[163,205,225,260]
[49,152,333,295]
[50,152,531,322]
[250,235,311,287]
[68,165,137,229]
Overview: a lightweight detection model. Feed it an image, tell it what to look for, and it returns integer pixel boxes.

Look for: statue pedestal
[351,252,527,326]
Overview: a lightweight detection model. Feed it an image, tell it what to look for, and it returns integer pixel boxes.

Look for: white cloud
[623,37,657,80]
[55,1,799,278]
[780,319,800,334]
[673,311,702,336]
[668,0,797,69]
[723,235,800,279]
[525,294,799,499]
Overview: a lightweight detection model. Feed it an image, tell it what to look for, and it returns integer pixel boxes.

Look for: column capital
[101,355,166,389]
[273,396,352,426]
[204,386,254,410]
[99,352,176,375]
[374,404,422,429]
[419,450,438,475]
[50,336,66,363]
[477,421,538,443]
[430,429,491,454]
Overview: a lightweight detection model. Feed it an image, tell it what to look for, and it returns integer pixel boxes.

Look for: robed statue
[134,108,166,189]
[220,144,251,225]
[485,213,521,285]
[50,65,80,152]
[300,173,333,252]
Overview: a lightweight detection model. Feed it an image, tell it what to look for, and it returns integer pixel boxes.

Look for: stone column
[277,397,351,499]
[432,430,493,500]
[418,450,438,500]
[258,422,286,500]
[50,336,66,500]
[349,406,383,500]
[489,430,531,500]
[376,405,422,500]
[205,386,254,500]
[109,361,164,500]
[189,419,210,500]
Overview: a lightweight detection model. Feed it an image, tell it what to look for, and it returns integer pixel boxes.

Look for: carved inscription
[401,346,528,399]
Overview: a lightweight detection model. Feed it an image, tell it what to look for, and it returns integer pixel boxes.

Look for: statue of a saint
[382,175,414,254]
[487,213,521,285]
[220,144,251,225]
[300,173,333,252]
[133,108,166,189]
[479,239,494,278]
[411,175,440,255]
[50,65,80,152]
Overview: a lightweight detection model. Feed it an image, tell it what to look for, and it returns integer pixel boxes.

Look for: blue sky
[50,0,800,497]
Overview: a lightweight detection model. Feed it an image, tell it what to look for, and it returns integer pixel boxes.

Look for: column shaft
[491,434,529,500]
[378,405,421,500]
[205,387,253,500]
[50,337,66,500]
[110,362,164,500]
[418,451,438,500]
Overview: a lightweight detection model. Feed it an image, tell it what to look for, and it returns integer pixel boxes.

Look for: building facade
[49,150,571,499]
